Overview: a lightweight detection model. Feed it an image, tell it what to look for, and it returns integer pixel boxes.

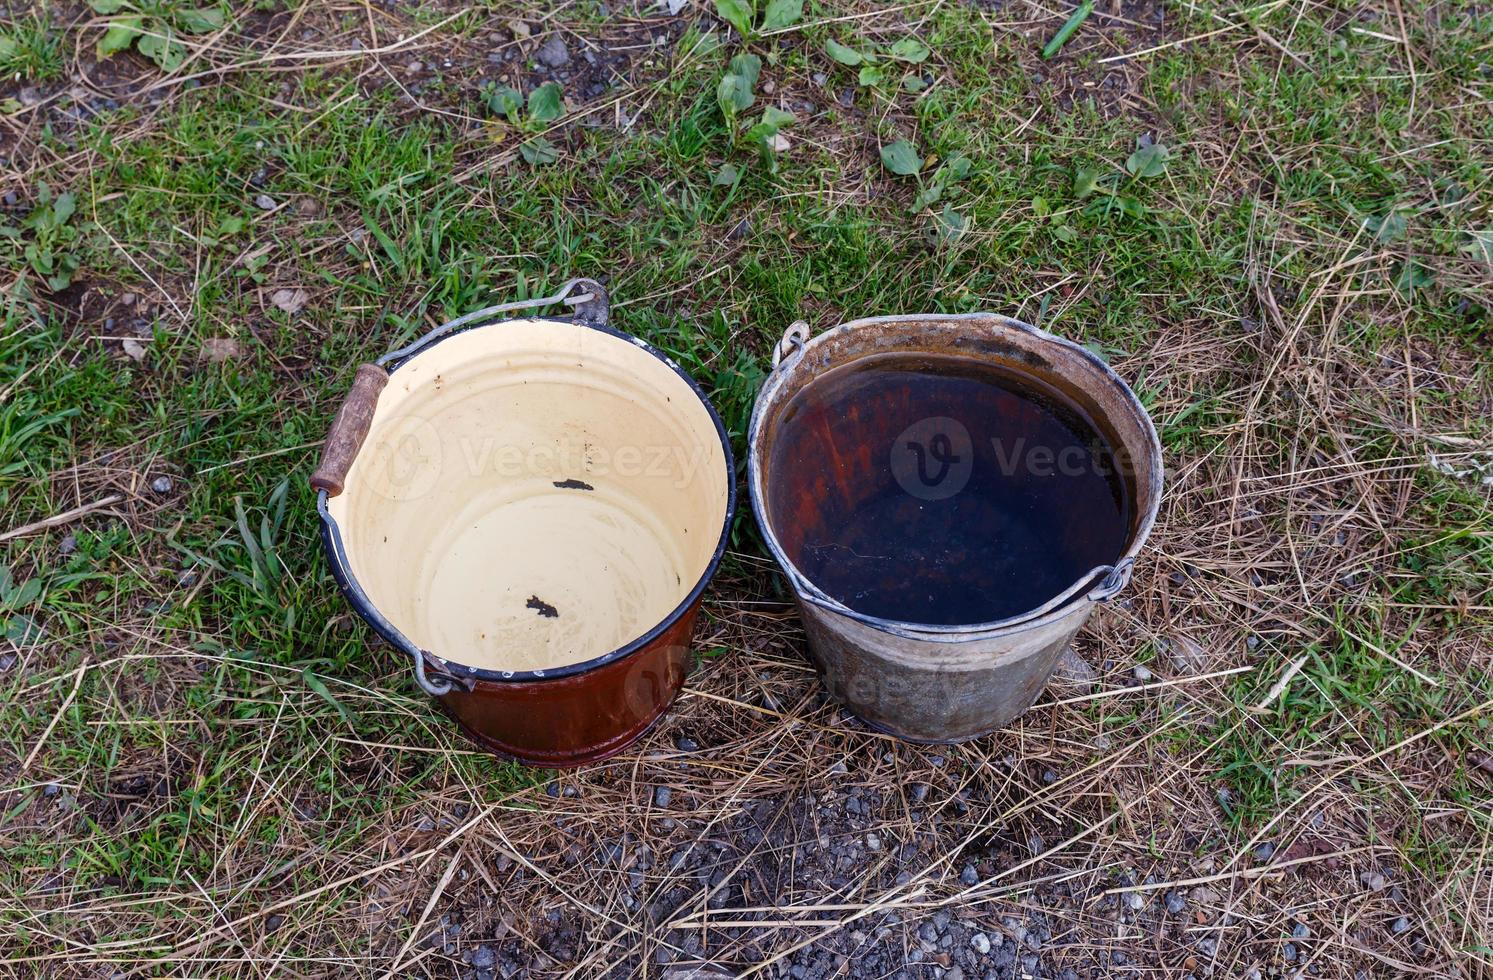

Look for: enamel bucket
[313,280,735,766]
[747,313,1163,742]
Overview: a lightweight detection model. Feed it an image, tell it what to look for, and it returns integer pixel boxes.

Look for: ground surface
[1,0,1491,977]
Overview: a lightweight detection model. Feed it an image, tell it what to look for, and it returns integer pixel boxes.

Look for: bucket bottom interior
[327,318,731,675]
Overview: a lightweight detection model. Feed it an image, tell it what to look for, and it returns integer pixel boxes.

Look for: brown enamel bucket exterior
[314,280,735,767]
[747,313,1163,743]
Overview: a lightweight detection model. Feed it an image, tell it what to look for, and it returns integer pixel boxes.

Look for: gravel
[1165,891,1187,914]
[536,37,570,67]
[151,475,174,493]
[653,786,672,808]
[253,194,276,210]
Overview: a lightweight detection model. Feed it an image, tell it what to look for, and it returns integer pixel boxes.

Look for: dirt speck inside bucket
[765,352,1134,625]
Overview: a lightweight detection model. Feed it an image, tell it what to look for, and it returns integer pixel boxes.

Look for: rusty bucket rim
[320,311,737,688]
[747,310,1163,641]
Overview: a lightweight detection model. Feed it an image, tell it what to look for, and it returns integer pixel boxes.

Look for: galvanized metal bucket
[747,313,1163,742]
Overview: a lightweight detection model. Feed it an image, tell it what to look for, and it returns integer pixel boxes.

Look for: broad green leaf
[714,0,754,37]
[857,64,884,87]
[0,38,18,60]
[1392,261,1433,294]
[713,162,740,186]
[929,206,966,245]
[97,15,144,57]
[137,29,187,71]
[1365,210,1407,244]
[486,84,523,120]
[761,106,794,128]
[717,72,755,117]
[1124,142,1170,178]
[728,52,762,89]
[889,37,930,62]
[1031,195,1051,217]
[761,0,802,30]
[1053,224,1078,242]
[902,75,927,93]
[1460,230,1493,264]
[177,6,224,33]
[89,0,132,11]
[519,136,559,165]
[0,98,23,114]
[825,39,863,65]
[527,81,564,122]
[4,614,44,646]
[51,192,76,226]
[1072,166,1103,198]
[941,154,971,180]
[912,182,944,210]
[745,106,794,146]
[879,139,922,176]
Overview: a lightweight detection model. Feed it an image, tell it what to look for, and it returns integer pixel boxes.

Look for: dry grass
[1,0,1491,976]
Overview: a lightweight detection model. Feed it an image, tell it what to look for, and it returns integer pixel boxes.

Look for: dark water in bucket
[766,352,1134,625]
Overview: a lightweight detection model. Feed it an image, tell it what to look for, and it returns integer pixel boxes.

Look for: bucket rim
[320,313,737,686]
[747,310,1163,640]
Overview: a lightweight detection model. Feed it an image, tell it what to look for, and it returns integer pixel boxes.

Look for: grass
[1,0,1491,974]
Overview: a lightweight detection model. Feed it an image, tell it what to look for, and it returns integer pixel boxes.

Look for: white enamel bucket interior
[326,318,731,674]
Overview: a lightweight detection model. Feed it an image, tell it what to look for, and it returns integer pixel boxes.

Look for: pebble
[1361,871,1387,891]
[960,864,978,886]
[59,534,77,555]
[1283,943,1298,961]
[151,475,173,493]
[1052,647,1099,690]
[1391,916,1410,934]
[653,786,672,807]
[253,194,276,210]
[1124,892,1144,911]
[537,36,570,67]
[1292,922,1310,940]
[470,946,496,969]
[1252,841,1276,862]
[1165,891,1187,914]
[970,932,991,954]
[728,217,752,240]
[675,735,700,752]
[866,833,882,851]
[1133,664,1154,682]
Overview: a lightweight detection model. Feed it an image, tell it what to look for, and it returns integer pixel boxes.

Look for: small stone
[1165,891,1187,914]
[266,913,285,931]
[960,864,979,886]
[507,18,531,38]
[728,217,752,240]
[406,60,423,72]
[866,833,882,851]
[674,735,700,752]
[253,194,276,211]
[1253,841,1275,862]
[121,338,148,362]
[1051,647,1099,690]
[537,36,570,67]
[1361,871,1387,891]
[918,922,938,943]
[1042,769,1057,785]
[200,338,242,363]
[1124,892,1144,911]
[151,476,173,494]
[1133,664,1154,682]
[1292,922,1310,940]
[1283,943,1298,962]
[1391,916,1410,934]
[812,72,827,85]
[910,783,930,803]
[59,534,77,555]
[653,786,672,807]
[970,932,991,954]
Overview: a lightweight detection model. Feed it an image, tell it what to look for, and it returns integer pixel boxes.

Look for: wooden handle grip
[310,363,389,496]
